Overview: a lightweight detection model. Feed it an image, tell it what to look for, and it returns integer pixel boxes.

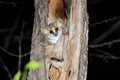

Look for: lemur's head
[41,19,64,43]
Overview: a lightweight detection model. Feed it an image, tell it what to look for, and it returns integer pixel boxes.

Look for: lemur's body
[48,0,67,25]
[41,0,67,44]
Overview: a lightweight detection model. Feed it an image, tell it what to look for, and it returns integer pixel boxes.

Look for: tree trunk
[28,0,88,80]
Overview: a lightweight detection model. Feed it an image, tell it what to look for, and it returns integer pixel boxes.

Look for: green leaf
[21,70,28,80]
[13,71,22,80]
[24,60,41,70]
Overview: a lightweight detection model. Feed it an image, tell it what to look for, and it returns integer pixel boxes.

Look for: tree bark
[28,0,88,80]
[27,0,48,80]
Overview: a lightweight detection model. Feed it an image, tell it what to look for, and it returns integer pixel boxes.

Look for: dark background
[0,0,120,80]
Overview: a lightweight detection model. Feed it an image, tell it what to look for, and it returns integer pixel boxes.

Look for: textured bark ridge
[27,0,48,80]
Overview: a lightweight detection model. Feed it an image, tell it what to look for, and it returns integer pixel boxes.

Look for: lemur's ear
[40,26,48,34]
[56,18,64,27]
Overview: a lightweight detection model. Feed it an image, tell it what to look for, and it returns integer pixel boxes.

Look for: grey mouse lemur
[41,0,67,44]
[41,19,63,44]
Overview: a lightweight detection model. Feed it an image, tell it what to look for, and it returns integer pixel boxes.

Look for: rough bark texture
[27,0,48,80]
[28,0,88,80]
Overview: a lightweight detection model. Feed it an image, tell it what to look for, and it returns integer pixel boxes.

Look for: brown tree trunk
[28,0,88,80]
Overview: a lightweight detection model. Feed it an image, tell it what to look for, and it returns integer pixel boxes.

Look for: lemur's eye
[50,30,54,34]
[55,27,59,31]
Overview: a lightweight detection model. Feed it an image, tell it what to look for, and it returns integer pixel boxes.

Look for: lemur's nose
[54,33,58,36]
